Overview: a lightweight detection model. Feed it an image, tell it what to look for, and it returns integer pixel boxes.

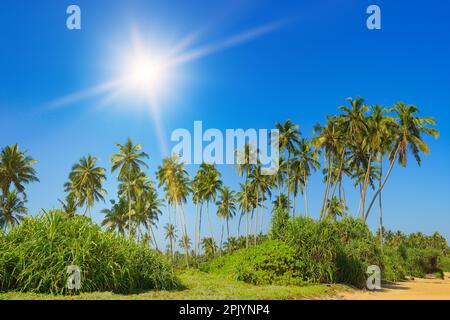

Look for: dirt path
[337,273,450,300]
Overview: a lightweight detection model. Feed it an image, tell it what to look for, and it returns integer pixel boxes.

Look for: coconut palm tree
[216,186,237,250]
[164,223,177,261]
[223,236,239,254]
[293,138,320,216]
[0,190,27,230]
[101,198,128,235]
[272,194,290,212]
[369,105,397,247]
[191,174,203,256]
[325,196,348,220]
[65,155,107,218]
[133,183,163,249]
[236,181,255,248]
[179,234,191,268]
[364,103,438,220]
[58,193,78,218]
[201,237,218,259]
[313,116,344,218]
[249,166,273,235]
[0,144,38,211]
[198,163,222,239]
[111,138,149,238]
[275,120,301,213]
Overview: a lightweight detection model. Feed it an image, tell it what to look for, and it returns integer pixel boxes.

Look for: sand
[336,273,450,300]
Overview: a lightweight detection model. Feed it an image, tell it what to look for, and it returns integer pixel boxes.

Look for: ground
[0,269,343,300]
[1,271,449,300]
[337,272,450,300]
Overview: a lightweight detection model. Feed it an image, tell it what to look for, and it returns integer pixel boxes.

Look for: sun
[122,54,169,97]
[115,32,173,104]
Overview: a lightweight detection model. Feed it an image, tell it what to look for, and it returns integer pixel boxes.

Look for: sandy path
[336,273,450,300]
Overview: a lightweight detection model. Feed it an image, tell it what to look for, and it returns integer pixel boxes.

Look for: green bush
[380,246,407,282]
[442,256,450,272]
[204,240,304,286]
[399,246,443,278]
[0,210,180,294]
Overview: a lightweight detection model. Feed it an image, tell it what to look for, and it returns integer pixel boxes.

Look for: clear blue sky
[1,0,449,245]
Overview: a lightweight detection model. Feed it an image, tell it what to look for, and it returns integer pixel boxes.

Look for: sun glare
[120,51,170,100]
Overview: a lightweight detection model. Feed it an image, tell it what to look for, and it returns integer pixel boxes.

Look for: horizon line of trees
[0,98,439,266]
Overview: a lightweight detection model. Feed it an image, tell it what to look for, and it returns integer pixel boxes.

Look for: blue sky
[1,0,449,244]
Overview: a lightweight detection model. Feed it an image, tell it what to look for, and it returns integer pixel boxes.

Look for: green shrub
[400,246,443,278]
[381,246,407,282]
[442,256,450,272]
[334,218,382,287]
[0,210,180,294]
[203,240,304,286]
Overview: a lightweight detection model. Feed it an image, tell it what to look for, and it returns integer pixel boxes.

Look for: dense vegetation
[0,98,448,296]
[0,210,179,294]
[203,216,449,288]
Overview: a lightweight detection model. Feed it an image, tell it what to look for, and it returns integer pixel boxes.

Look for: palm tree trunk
[237,211,242,238]
[379,158,384,250]
[328,149,346,208]
[227,218,230,239]
[254,191,259,245]
[169,236,173,262]
[320,154,333,218]
[220,221,224,255]
[198,203,203,254]
[287,150,291,216]
[128,189,132,239]
[293,190,296,217]
[207,201,213,238]
[194,203,198,256]
[364,145,400,220]
[260,194,265,233]
[304,173,309,217]
[149,225,159,250]
[245,210,249,248]
[361,154,373,218]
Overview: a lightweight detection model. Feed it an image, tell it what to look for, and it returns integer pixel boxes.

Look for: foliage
[0,210,180,294]
[204,240,304,286]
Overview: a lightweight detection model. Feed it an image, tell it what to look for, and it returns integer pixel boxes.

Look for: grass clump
[0,210,180,294]
[203,240,304,286]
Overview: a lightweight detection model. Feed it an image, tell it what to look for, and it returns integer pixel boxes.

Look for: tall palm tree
[325,196,347,220]
[179,234,191,268]
[111,138,149,238]
[275,120,301,213]
[198,163,222,239]
[313,116,344,218]
[272,194,291,212]
[191,174,203,256]
[367,105,396,245]
[164,223,177,261]
[236,181,256,247]
[58,193,78,218]
[201,237,218,259]
[133,182,163,249]
[0,190,27,230]
[65,155,107,218]
[364,103,439,220]
[157,155,178,230]
[216,186,237,250]
[101,198,128,235]
[0,144,38,210]
[293,138,320,216]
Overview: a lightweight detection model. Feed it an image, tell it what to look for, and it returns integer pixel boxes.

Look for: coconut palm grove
[1,1,450,300]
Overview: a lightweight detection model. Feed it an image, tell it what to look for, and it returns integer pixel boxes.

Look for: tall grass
[0,210,180,294]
